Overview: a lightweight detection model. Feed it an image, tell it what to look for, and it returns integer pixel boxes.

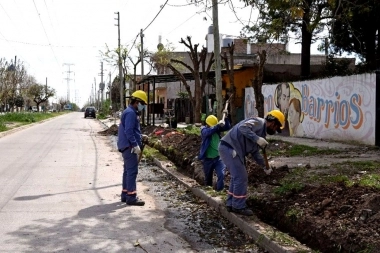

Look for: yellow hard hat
[205,115,218,127]
[131,90,148,104]
[266,110,285,129]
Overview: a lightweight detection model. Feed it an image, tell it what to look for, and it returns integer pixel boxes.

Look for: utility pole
[109,71,112,110]
[140,29,144,81]
[115,12,124,110]
[140,28,146,125]
[63,63,74,103]
[99,62,105,111]
[212,0,223,120]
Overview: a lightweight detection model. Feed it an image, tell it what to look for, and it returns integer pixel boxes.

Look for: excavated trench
[141,126,380,253]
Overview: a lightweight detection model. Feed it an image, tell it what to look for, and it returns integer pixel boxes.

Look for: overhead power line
[125,0,169,58]
[142,0,169,32]
[33,0,60,67]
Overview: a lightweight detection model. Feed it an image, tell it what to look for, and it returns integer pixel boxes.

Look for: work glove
[222,109,228,115]
[131,145,141,155]
[263,166,273,175]
[257,137,268,149]
[141,134,149,143]
[218,120,225,127]
[231,150,237,158]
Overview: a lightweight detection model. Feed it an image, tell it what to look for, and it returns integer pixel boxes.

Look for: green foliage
[0,112,62,132]
[285,207,303,223]
[0,112,36,123]
[359,174,380,189]
[178,125,201,136]
[274,180,304,195]
[0,119,6,131]
[320,55,355,77]
[177,91,189,98]
[97,112,106,119]
[270,142,341,157]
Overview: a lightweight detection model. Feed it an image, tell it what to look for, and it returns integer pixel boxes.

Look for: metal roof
[136,64,250,84]
[137,71,216,84]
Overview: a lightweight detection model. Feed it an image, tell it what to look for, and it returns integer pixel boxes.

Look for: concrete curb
[152,157,312,253]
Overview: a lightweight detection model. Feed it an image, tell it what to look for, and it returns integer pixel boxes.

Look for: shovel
[262,146,271,170]
[138,143,146,164]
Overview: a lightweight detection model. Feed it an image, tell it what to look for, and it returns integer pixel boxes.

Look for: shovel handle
[138,143,146,164]
[262,146,270,170]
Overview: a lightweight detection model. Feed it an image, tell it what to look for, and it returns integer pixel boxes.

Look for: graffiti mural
[244,87,258,118]
[244,74,376,145]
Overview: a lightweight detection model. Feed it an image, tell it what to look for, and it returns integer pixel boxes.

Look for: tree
[167,36,215,123]
[252,50,266,117]
[27,84,55,112]
[242,0,334,79]
[221,42,238,124]
[101,43,151,105]
[58,97,67,112]
[330,0,380,70]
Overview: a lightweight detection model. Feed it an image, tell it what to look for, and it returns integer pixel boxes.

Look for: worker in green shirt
[198,113,231,191]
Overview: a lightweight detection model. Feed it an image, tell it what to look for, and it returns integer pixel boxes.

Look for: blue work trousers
[202,157,225,191]
[121,148,139,203]
[218,143,248,209]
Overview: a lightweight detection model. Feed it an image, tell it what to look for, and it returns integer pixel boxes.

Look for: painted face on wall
[279,83,290,114]
[288,102,300,130]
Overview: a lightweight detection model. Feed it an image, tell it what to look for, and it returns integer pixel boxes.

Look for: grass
[143,146,168,161]
[178,125,201,136]
[274,180,304,195]
[359,174,380,189]
[271,143,341,157]
[0,112,63,132]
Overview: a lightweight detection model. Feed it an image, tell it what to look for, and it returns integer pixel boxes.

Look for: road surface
[0,112,195,252]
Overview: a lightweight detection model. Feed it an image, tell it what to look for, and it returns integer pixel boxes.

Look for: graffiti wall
[245,73,376,145]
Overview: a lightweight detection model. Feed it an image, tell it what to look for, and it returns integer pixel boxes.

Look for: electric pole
[115,12,124,110]
[99,62,105,111]
[109,71,112,110]
[140,29,144,81]
[63,63,74,103]
[212,0,223,120]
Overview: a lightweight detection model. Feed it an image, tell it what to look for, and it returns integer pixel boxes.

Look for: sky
[0,0,319,108]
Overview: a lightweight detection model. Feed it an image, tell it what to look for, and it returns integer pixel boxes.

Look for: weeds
[359,174,380,189]
[285,207,303,223]
[178,125,201,136]
[143,146,167,161]
[0,112,62,132]
[274,180,304,195]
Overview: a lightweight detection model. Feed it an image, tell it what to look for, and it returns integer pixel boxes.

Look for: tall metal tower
[63,63,74,102]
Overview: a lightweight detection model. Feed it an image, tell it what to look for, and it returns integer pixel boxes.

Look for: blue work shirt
[221,117,266,166]
[117,105,142,151]
[198,118,231,160]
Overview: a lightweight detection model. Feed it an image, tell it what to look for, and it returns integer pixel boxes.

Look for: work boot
[231,207,254,216]
[127,197,145,206]
[121,192,127,202]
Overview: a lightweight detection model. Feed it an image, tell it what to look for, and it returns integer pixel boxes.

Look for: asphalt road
[0,112,196,252]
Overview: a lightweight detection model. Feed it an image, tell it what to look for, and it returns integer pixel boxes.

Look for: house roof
[137,72,215,84]
[137,64,247,84]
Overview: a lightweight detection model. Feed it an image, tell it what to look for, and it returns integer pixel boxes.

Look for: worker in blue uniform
[199,112,231,191]
[218,110,285,216]
[117,90,148,206]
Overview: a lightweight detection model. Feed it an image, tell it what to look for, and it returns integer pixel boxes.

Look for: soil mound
[141,126,380,252]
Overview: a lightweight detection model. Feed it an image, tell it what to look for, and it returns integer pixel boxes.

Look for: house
[138,25,355,123]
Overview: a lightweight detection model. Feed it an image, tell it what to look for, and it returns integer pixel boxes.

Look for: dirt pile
[141,125,380,253]
[98,124,118,136]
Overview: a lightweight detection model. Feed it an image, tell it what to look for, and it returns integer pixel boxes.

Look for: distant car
[84,107,96,118]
